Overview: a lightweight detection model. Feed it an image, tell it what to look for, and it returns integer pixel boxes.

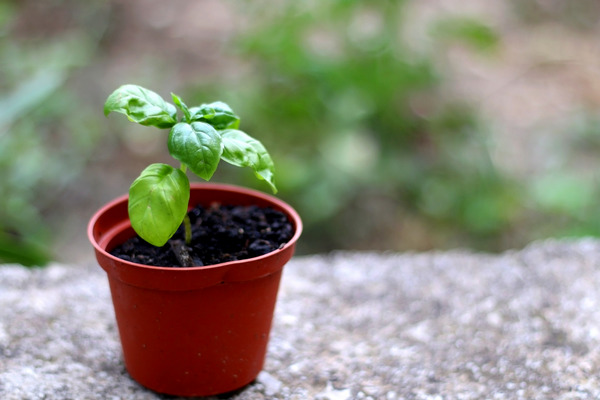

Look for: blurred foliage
[509,0,600,31]
[527,112,600,239]
[0,1,107,265]
[190,0,520,252]
[3,0,600,265]
[429,16,500,54]
[504,0,600,242]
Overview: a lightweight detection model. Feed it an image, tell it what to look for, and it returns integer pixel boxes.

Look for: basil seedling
[104,84,277,247]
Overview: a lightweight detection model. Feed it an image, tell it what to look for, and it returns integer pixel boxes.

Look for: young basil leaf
[104,84,177,129]
[171,92,191,122]
[221,129,277,193]
[188,101,240,130]
[128,163,190,247]
[167,122,223,181]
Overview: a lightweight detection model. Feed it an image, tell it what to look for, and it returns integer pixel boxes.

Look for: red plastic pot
[88,183,302,397]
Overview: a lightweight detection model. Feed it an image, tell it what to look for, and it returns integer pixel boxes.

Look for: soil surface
[110,203,294,267]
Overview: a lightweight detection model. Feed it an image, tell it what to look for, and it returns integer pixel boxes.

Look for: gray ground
[2,239,600,399]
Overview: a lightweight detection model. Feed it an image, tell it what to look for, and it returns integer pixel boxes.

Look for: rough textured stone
[2,239,600,399]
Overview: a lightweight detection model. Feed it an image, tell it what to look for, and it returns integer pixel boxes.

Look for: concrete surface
[2,239,600,399]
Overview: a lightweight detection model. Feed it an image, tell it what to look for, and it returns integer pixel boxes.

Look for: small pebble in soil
[110,203,294,268]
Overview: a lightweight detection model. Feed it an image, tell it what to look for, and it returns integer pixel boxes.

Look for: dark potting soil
[110,203,294,268]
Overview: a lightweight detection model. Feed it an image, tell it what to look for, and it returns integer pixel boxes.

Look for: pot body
[88,183,302,397]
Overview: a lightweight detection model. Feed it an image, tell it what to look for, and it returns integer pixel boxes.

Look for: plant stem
[179,162,192,245]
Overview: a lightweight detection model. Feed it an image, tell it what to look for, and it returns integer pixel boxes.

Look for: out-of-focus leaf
[0,70,66,128]
[430,17,500,53]
[532,174,594,214]
[0,231,52,267]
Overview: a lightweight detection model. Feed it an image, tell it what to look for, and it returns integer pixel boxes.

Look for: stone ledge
[2,239,600,399]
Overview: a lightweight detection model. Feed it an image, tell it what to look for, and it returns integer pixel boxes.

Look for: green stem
[182,107,191,122]
[180,162,192,245]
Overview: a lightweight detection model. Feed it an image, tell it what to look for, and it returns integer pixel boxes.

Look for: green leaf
[188,101,240,130]
[171,92,191,122]
[221,129,277,193]
[104,84,177,129]
[167,122,223,181]
[128,163,190,247]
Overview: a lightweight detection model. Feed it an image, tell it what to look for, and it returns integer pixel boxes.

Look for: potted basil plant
[87,84,302,397]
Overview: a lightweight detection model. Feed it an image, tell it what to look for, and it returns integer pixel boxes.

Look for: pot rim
[87,182,302,272]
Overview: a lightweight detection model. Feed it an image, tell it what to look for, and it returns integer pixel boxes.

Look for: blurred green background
[2,0,600,266]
